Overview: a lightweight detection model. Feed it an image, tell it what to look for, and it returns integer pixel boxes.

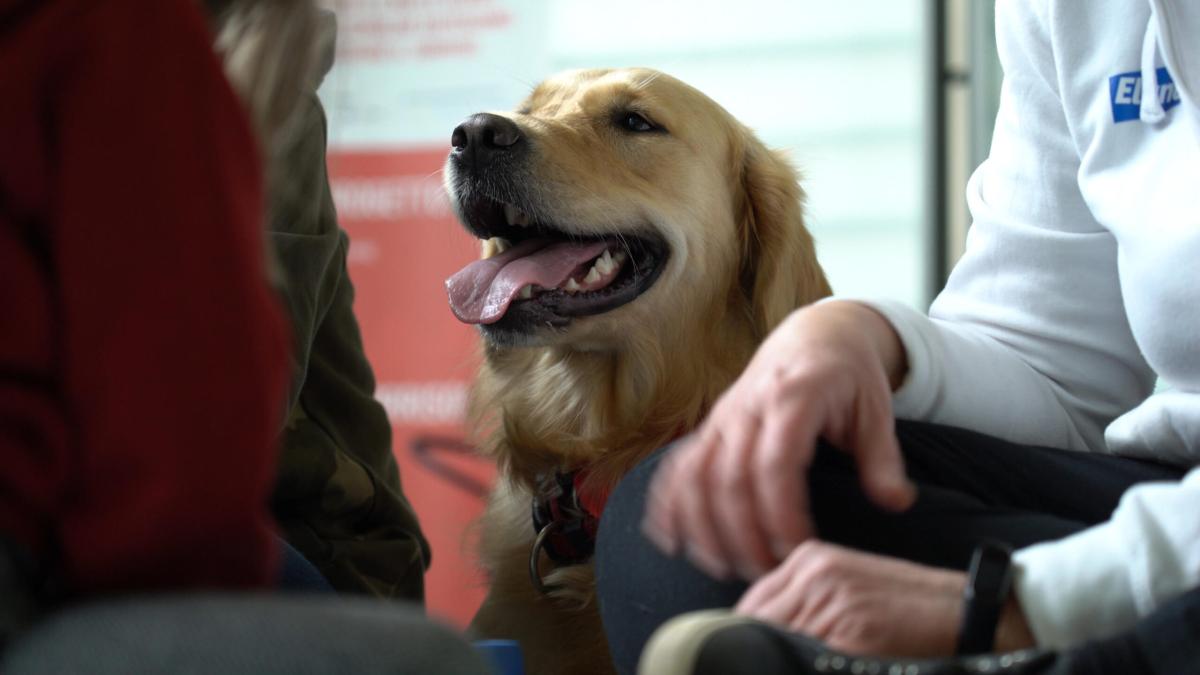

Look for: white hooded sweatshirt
[860,0,1200,648]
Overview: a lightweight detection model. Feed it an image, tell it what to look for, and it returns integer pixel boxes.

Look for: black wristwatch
[956,541,1014,655]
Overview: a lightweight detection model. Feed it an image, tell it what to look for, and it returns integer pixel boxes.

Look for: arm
[268,92,431,599]
[53,0,290,592]
[860,0,1154,453]
[1013,467,1200,647]
[859,0,1195,648]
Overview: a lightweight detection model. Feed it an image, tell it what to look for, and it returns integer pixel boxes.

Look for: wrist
[809,301,908,390]
[994,592,1036,652]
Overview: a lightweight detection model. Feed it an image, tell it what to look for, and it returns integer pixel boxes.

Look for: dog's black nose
[451,113,523,167]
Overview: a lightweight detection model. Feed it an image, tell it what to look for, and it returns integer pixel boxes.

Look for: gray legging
[1,596,491,675]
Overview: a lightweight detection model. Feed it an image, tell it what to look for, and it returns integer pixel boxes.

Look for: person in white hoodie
[593,1,1200,674]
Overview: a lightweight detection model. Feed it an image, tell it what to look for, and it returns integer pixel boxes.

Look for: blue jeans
[279,538,334,592]
[595,420,1193,674]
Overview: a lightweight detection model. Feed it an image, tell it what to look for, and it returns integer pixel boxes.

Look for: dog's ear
[736,133,832,338]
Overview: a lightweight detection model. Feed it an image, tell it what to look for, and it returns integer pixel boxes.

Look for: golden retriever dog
[443,67,831,675]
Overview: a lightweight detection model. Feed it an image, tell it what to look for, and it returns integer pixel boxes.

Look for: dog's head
[444,67,829,350]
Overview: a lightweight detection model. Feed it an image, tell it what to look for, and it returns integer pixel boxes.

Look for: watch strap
[956,541,1014,655]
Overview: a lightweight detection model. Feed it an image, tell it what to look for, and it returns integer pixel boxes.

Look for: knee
[596,444,672,563]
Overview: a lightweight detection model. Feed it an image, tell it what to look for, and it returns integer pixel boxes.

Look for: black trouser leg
[595,420,1184,675]
[1124,584,1200,674]
[809,420,1182,570]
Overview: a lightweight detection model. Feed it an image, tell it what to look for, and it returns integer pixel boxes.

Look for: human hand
[736,541,1036,657]
[641,301,916,579]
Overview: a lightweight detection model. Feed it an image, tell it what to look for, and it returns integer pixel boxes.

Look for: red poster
[328,149,493,627]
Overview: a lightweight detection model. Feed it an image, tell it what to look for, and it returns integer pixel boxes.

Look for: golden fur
[452,68,831,675]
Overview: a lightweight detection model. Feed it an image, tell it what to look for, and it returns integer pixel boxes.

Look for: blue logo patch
[1109,67,1182,122]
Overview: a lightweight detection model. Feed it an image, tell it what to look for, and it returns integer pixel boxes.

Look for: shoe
[637,610,1058,675]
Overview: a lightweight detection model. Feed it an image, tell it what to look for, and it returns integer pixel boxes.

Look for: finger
[641,440,693,555]
[735,553,794,613]
[739,548,819,626]
[673,426,736,579]
[753,403,821,561]
[849,392,916,512]
[708,411,776,579]
[784,543,848,632]
[754,542,849,635]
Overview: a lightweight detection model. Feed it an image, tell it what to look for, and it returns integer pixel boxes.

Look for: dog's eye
[619,112,657,133]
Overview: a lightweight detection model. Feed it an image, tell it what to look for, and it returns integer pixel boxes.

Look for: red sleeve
[50,0,290,592]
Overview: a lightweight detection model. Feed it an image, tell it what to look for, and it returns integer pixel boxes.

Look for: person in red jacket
[0,1,489,672]
[0,0,289,600]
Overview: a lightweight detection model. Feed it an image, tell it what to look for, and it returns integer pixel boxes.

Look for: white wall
[322,0,929,307]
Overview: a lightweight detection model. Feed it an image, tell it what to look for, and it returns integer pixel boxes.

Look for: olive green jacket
[268,93,430,602]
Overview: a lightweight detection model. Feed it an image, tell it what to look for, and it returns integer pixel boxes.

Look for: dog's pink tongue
[446,239,609,324]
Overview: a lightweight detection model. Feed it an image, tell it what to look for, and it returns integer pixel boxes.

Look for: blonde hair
[204,0,325,198]
[204,0,331,283]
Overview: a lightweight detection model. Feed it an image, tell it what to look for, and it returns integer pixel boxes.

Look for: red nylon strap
[572,470,610,520]
[574,427,689,518]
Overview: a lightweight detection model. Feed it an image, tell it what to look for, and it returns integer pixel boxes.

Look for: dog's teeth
[595,250,614,274]
[493,237,511,253]
[564,278,582,292]
[518,284,534,299]
[584,266,602,284]
[612,250,627,265]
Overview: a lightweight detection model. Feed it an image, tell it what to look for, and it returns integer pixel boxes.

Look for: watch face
[970,542,1014,599]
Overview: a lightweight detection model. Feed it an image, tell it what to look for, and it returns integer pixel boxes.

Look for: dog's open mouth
[445,198,668,329]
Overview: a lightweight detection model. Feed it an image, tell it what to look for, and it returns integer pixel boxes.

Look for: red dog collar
[530,470,607,569]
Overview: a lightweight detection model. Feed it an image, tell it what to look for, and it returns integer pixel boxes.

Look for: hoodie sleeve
[1010,467,1200,647]
[855,0,1155,453]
